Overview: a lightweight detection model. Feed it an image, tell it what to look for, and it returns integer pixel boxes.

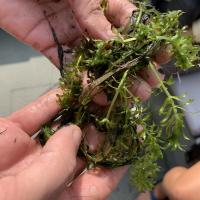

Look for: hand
[0,0,135,66]
[0,88,127,200]
[0,0,169,102]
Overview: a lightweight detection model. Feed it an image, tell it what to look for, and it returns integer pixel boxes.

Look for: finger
[83,123,143,154]
[83,123,105,153]
[68,0,136,40]
[0,118,38,172]
[15,125,82,200]
[60,166,128,199]
[92,90,108,106]
[139,64,165,88]
[130,78,152,102]
[68,0,114,40]
[82,71,109,106]
[7,88,62,136]
[154,45,172,65]
[83,72,152,104]
[105,0,136,27]
[162,167,187,199]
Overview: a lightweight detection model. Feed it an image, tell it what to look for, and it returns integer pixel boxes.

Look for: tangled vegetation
[40,1,199,191]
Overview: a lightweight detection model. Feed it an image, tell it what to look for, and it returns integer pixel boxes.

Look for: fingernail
[72,126,82,142]
[105,29,115,40]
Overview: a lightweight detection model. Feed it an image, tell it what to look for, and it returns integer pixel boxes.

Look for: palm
[0,0,82,65]
[0,119,41,177]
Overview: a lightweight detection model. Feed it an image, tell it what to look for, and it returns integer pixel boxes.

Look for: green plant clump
[40,1,199,191]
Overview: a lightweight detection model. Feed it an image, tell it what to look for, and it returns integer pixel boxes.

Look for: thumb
[16,125,82,200]
[67,0,136,40]
[67,0,114,40]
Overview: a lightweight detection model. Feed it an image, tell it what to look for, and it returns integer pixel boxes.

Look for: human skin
[0,1,169,199]
[0,88,128,200]
[0,0,165,100]
[136,163,200,200]
[0,60,165,200]
[0,59,166,200]
[0,0,136,66]
[161,164,200,200]
[0,83,161,200]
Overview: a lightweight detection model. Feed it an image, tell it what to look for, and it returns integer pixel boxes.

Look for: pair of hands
[0,0,167,199]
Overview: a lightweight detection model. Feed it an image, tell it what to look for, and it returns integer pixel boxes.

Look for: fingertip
[68,0,114,40]
[83,123,105,153]
[93,91,109,106]
[84,15,115,40]
[43,125,82,154]
[130,79,152,102]
[139,67,165,88]
[60,125,82,146]
[154,45,172,65]
[106,0,137,27]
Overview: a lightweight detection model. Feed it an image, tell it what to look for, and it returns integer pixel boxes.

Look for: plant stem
[106,70,129,120]
[135,4,143,26]
[149,62,178,116]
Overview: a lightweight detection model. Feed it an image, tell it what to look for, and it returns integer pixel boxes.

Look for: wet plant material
[40,1,199,191]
